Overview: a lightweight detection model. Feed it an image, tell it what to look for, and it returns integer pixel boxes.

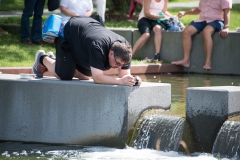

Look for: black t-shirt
[64,16,131,71]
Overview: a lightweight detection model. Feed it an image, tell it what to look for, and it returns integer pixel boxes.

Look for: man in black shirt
[33,16,141,86]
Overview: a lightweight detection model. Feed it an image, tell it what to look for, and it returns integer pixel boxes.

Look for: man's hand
[221,8,230,39]
[219,28,229,39]
[133,76,142,86]
[120,75,136,86]
[91,67,142,86]
[120,75,142,86]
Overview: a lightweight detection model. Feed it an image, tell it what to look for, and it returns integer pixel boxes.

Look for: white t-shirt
[138,0,164,20]
[60,0,93,21]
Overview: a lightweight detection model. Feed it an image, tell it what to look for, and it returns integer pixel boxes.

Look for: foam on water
[1,146,221,160]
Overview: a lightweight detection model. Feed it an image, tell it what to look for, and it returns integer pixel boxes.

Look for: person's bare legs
[132,32,150,55]
[171,25,198,67]
[42,57,60,79]
[152,25,162,54]
[43,57,91,80]
[202,25,215,70]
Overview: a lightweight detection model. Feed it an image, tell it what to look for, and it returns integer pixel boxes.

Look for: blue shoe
[32,50,48,78]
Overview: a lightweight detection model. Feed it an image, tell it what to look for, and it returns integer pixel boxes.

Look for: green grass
[0,0,27,11]
[0,0,50,11]
[0,33,54,67]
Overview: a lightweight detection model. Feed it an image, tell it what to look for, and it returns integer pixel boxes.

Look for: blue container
[42,14,62,43]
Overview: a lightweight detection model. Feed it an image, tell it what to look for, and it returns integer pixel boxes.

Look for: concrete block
[0,74,171,148]
[186,86,240,152]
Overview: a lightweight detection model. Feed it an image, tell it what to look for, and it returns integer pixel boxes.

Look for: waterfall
[130,114,185,152]
[212,121,240,159]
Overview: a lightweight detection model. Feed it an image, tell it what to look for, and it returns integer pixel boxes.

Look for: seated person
[171,0,232,70]
[132,0,171,61]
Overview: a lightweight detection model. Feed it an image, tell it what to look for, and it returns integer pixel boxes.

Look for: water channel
[1,73,240,160]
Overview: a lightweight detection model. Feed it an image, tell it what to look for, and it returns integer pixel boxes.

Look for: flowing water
[212,116,240,159]
[131,115,185,151]
[1,73,240,160]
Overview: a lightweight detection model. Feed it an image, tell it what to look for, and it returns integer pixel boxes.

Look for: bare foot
[203,65,211,70]
[171,60,190,67]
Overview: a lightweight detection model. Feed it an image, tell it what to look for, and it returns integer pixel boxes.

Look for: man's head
[109,42,132,68]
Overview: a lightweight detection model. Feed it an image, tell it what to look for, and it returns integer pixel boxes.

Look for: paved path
[0,0,240,18]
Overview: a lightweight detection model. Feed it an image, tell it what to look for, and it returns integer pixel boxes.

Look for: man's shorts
[190,20,224,33]
[137,17,159,34]
[54,37,91,80]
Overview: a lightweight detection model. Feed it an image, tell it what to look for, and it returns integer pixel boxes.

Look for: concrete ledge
[0,67,32,74]
[0,64,183,76]
[0,74,171,148]
[186,86,240,152]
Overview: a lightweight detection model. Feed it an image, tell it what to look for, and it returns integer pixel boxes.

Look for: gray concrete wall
[186,86,240,152]
[0,74,171,148]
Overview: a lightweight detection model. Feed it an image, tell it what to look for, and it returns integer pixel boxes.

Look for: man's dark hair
[111,42,132,64]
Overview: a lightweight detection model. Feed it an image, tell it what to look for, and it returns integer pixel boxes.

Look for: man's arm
[118,68,131,78]
[91,67,137,86]
[178,7,200,18]
[219,8,230,39]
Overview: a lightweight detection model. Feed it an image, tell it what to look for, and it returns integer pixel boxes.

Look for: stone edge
[0,64,183,76]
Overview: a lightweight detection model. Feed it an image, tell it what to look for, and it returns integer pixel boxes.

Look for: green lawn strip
[0,33,54,67]
[0,0,48,11]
